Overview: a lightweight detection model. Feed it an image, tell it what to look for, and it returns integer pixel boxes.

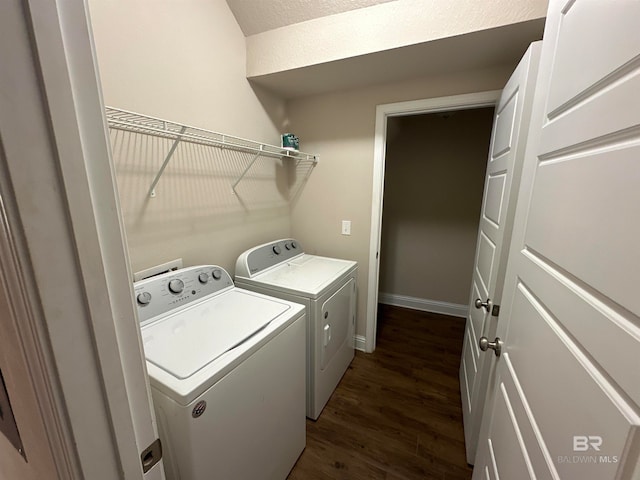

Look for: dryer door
[320,278,355,370]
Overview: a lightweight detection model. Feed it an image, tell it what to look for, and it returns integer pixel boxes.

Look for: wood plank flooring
[288,304,473,480]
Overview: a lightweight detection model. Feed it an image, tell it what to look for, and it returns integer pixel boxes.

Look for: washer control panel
[133,265,233,324]
[236,238,304,277]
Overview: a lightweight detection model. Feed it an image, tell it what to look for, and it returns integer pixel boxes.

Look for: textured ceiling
[226,0,397,35]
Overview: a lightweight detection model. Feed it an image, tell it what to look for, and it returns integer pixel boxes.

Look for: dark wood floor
[288,304,473,480]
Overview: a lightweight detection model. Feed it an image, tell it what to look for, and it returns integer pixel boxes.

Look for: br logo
[573,435,603,452]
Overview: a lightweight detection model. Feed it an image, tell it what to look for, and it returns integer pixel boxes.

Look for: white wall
[88,0,540,340]
[246,0,548,77]
[379,108,495,305]
[88,0,292,275]
[287,66,513,338]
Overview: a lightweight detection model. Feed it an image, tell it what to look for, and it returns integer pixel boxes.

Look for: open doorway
[364,90,500,352]
[378,107,495,330]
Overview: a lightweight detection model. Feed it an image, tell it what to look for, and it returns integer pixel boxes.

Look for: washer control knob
[198,273,209,284]
[273,245,281,255]
[291,241,297,249]
[136,292,152,305]
[212,269,222,280]
[168,278,184,294]
[285,243,291,250]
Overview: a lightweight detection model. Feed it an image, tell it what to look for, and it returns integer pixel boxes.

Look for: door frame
[365,91,501,353]
[0,1,161,478]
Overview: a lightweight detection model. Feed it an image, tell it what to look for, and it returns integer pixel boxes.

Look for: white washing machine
[235,239,357,420]
[133,265,306,480]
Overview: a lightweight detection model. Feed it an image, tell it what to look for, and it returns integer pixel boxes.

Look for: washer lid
[254,254,356,296]
[141,289,290,379]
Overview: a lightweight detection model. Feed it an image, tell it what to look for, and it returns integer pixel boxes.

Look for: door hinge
[376,251,379,259]
[140,438,162,473]
[491,304,500,317]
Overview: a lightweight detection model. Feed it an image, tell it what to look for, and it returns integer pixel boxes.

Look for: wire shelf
[105,106,319,196]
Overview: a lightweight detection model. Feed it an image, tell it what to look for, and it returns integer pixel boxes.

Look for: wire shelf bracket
[104,106,319,197]
[148,125,187,198]
[231,151,261,195]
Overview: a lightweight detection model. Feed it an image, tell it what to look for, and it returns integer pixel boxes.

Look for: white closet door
[473,1,640,478]
[460,42,541,464]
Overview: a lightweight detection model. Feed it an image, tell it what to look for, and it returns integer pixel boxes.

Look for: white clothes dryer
[134,265,306,480]
[235,239,357,420]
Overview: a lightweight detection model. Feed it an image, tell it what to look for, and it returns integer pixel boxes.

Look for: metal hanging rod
[104,106,319,197]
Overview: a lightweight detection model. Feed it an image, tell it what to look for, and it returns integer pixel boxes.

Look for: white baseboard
[354,335,366,352]
[378,292,468,318]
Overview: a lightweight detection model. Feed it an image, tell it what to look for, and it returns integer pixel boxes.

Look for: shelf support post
[231,151,262,194]
[148,125,187,197]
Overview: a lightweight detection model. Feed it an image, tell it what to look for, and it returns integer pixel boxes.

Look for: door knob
[474,298,492,312]
[479,337,503,357]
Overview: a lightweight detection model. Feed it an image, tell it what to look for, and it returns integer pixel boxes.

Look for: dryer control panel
[235,238,304,278]
[133,265,234,325]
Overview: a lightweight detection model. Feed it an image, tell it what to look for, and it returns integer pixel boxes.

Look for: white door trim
[366,91,501,353]
[0,170,81,478]
[1,1,162,478]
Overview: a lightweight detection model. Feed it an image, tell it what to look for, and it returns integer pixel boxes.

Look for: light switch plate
[341,220,351,235]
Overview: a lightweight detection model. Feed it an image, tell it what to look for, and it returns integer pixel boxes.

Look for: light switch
[341,220,351,235]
